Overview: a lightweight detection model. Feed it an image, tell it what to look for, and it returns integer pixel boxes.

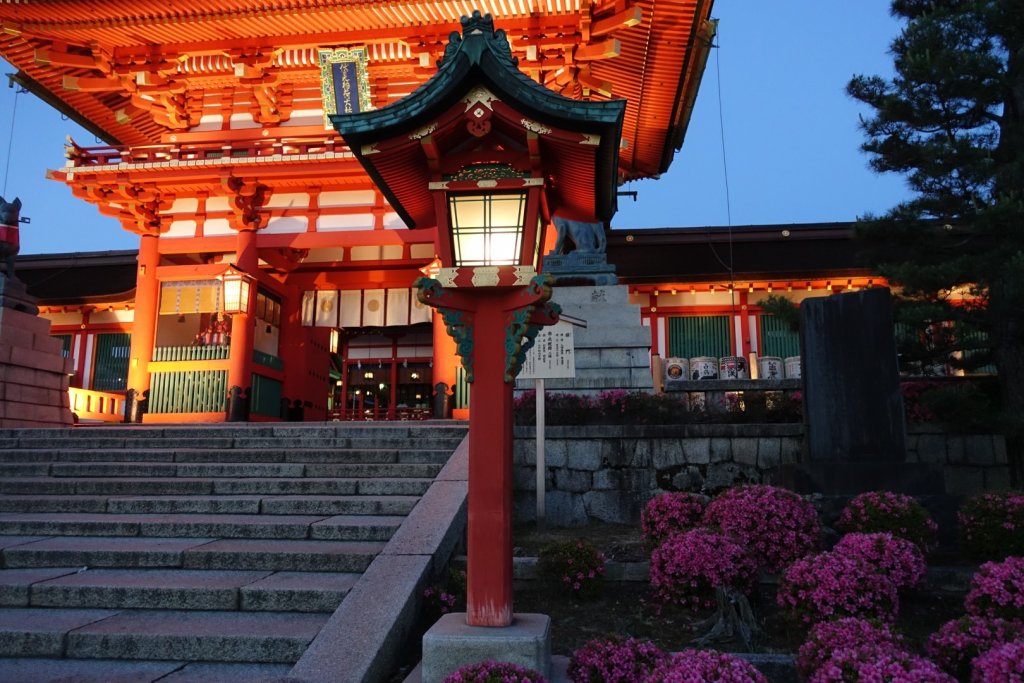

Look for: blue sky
[0,1,912,255]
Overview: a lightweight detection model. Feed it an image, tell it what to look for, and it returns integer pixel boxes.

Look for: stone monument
[518,217,652,397]
[775,287,943,494]
[0,197,74,428]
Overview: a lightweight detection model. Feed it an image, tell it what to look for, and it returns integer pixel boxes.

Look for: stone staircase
[0,422,467,682]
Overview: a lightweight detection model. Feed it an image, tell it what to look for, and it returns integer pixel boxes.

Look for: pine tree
[848,0,1024,481]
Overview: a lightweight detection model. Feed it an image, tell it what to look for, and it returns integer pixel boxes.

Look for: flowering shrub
[537,539,606,600]
[776,550,899,624]
[832,532,928,589]
[958,491,1024,561]
[796,617,906,680]
[964,556,1024,620]
[442,660,547,683]
[567,636,667,683]
[837,491,938,552]
[971,640,1024,683]
[702,484,820,572]
[649,528,758,610]
[422,584,458,617]
[644,649,768,683]
[925,615,1024,680]
[809,649,955,683]
[641,492,706,544]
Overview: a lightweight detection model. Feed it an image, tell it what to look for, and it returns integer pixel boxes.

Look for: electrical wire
[702,25,737,321]
[2,86,20,197]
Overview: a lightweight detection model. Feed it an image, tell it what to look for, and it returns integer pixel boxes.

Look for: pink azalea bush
[641,492,705,544]
[537,539,606,600]
[776,550,899,624]
[971,640,1024,683]
[837,491,938,552]
[964,556,1024,620]
[649,528,758,610]
[644,649,768,683]
[702,484,821,572]
[796,617,906,680]
[442,660,547,683]
[567,636,667,683]
[832,532,928,589]
[958,491,1024,561]
[809,649,955,683]
[925,615,1024,680]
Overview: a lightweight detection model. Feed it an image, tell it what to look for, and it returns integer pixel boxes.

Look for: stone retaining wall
[513,424,1008,527]
[905,425,1012,495]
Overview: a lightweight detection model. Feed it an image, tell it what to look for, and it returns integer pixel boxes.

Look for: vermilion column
[432,310,459,417]
[465,289,516,626]
[124,232,160,422]
[418,278,557,627]
[226,227,257,420]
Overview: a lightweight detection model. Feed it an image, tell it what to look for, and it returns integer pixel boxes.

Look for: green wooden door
[759,315,800,358]
[92,333,131,391]
[668,316,730,359]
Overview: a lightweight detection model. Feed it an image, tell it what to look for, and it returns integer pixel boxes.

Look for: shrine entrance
[328,327,433,421]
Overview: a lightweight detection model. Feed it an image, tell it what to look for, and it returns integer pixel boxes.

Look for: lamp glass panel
[449,192,526,266]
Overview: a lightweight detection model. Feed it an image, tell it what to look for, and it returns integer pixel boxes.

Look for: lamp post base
[420,612,551,683]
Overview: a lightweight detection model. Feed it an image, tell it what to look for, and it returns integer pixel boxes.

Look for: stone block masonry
[513,424,1008,527]
[0,304,73,428]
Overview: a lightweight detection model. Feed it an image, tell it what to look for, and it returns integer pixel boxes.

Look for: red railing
[69,387,125,423]
[64,135,352,168]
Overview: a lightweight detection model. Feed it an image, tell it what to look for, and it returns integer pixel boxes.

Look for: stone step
[48,462,308,478]
[0,607,328,663]
[0,512,402,540]
[0,447,456,464]
[0,422,466,438]
[0,476,434,496]
[0,658,292,683]
[21,568,358,613]
[3,536,385,572]
[0,493,420,515]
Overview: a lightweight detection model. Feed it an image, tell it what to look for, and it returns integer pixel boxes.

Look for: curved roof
[331,12,626,227]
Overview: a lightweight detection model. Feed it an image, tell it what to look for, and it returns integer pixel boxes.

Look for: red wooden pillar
[124,232,160,421]
[465,290,516,626]
[226,228,257,420]
[418,278,557,628]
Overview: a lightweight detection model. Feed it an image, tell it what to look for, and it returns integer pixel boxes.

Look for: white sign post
[520,321,576,530]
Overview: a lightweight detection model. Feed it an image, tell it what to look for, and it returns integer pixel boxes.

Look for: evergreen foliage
[848,0,1024,477]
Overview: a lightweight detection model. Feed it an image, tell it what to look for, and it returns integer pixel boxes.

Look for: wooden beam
[34,48,98,69]
[62,75,122,92]
[574,39,621,62]
[578,71,614,98]
[591,7,643,38]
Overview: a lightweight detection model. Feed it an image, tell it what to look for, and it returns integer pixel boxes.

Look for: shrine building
[2,2,906,424]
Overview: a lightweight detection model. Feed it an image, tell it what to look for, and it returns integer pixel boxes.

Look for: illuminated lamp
[220,267,254,315]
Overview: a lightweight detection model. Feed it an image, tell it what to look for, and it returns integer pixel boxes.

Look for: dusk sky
[0,1,913,255]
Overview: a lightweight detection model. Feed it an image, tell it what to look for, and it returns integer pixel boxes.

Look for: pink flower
[797,617,906,679]
[959,492,1024,561]
[971,640,1024,682]
[644,649,767,683]
[567,637,667,683]
[810,649,954,683]
[443,660,547,683]
[641,492,706,544]
[926,615,1024,680]
[965,556,1024,621]
[702,484,820,572]
[777,550,899,624]
[837,491,938,552]
[832,532,928,589]
[649,528,758,610]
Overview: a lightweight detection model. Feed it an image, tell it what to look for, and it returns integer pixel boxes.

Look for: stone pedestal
[0,279,74,428]
[516,285,652,397]
[421,612,551,682]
